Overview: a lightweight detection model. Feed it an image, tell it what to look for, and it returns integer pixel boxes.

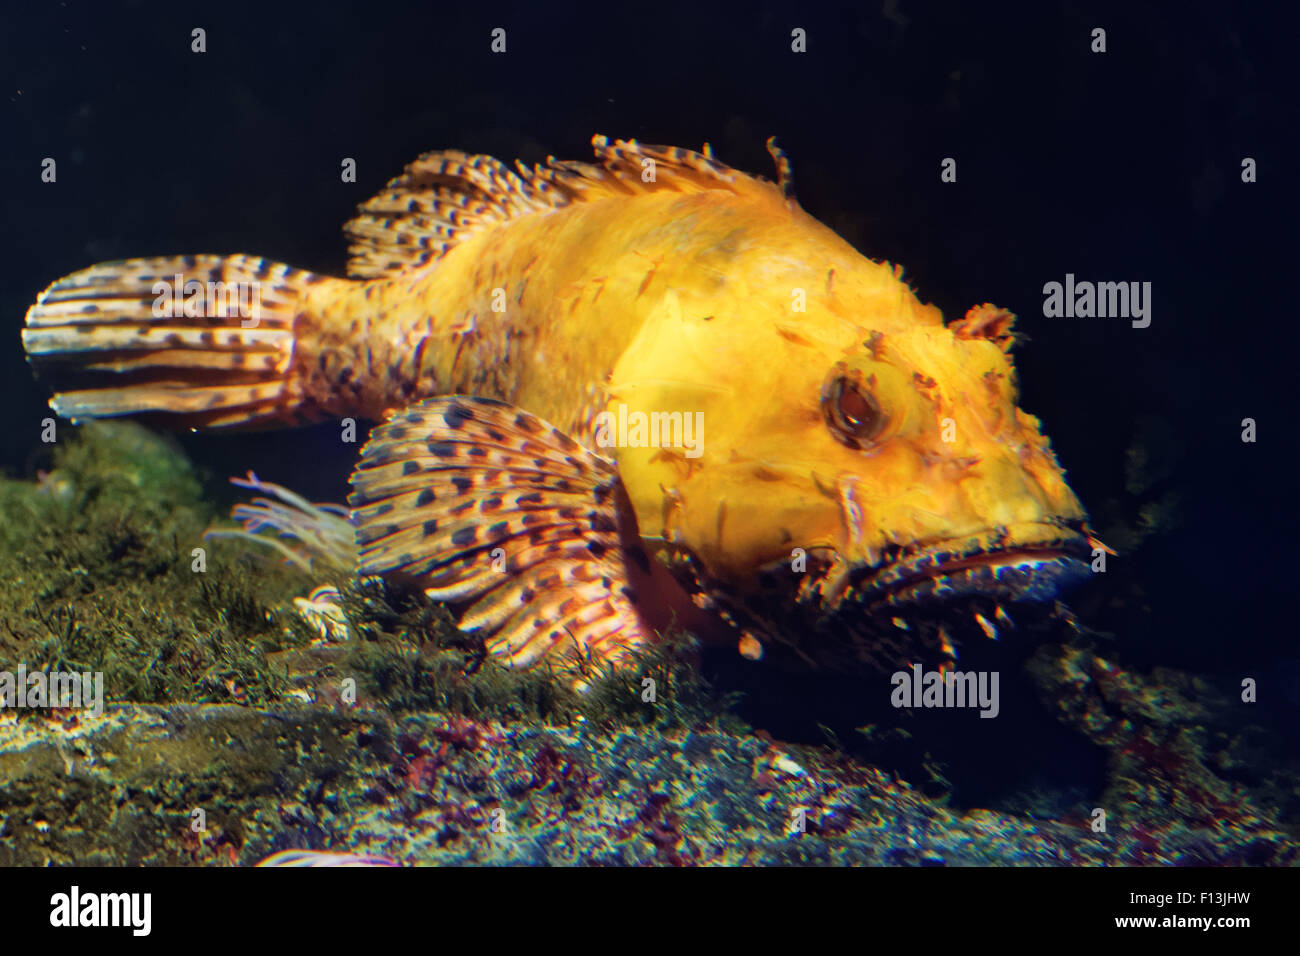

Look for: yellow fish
[23,136,1099,682]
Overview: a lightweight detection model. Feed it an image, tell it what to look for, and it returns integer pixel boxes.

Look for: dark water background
[2,1,1295,799]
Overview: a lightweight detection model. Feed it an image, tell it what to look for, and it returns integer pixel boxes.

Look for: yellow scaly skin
[296,157,1085,593]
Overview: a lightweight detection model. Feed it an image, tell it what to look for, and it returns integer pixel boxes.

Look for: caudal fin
[23,254,344,429]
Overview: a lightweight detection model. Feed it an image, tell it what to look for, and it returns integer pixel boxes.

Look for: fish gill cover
[0,0,1294,890]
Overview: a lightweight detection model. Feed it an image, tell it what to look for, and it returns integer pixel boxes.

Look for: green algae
[0,421,313,709]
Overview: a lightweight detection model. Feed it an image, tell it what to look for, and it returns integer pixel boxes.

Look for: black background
[2,1,1295,757]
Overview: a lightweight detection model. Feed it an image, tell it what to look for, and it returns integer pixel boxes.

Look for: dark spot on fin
[444,402,475,429]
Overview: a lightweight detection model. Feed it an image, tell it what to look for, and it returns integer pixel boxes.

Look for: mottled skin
[294,145,1085,595]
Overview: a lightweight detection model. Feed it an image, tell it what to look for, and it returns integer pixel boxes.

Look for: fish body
[23,136,1096,681]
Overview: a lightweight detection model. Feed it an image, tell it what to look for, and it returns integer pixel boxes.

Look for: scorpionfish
[22,136,1101,683]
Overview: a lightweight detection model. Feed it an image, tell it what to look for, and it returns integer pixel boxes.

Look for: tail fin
[23,254,345,429]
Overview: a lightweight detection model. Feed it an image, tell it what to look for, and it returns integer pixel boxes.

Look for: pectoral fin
[348,396,657,685]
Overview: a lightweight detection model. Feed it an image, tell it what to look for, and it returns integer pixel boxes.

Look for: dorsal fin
[343,135,785,279]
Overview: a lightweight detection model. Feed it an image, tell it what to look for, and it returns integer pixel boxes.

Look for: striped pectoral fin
[348,396,657,685]
[22,254,339,429]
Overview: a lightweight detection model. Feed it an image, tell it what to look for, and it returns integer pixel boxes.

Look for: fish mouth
[837,521,1096,611]
[664,519,1101,673]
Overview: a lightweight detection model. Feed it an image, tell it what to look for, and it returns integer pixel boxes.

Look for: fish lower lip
[846,532,1094,607]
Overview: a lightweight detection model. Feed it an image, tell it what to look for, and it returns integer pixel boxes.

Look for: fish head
[610,274,1094,665]
[800,304,1094,605]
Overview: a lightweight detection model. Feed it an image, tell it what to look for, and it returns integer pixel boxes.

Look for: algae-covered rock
[0,706,382,866]
[4,698,1293,866]
[1026,643,1300,862]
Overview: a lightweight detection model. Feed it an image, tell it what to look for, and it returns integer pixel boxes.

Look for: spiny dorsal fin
[343,135,785,279]
[344,151,555,278]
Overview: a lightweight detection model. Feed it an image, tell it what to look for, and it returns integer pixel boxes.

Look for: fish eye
[822,373,888,448]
